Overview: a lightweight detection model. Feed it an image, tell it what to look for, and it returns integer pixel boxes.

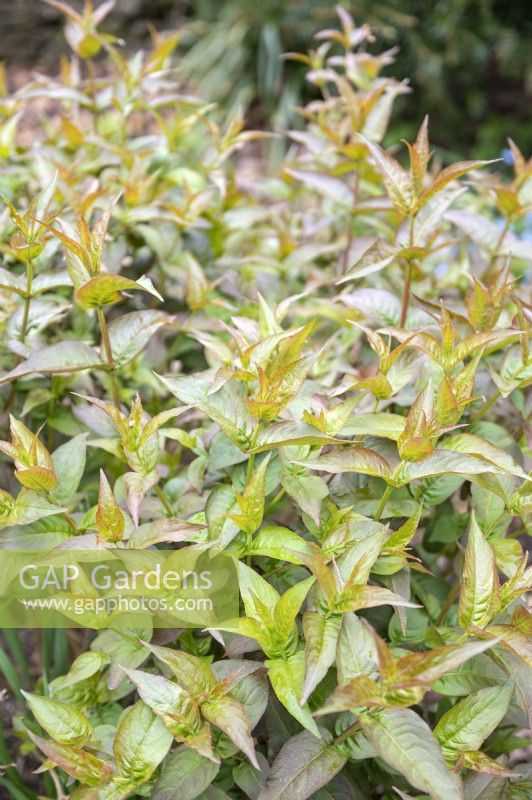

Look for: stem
[436,578,460,626]
[485,218,510,278]
[246,453,255,483]
[334,721,362,744]
[96,306,121,410]
[265,488,286,516]
[399,261,412,328]
[46,491,77,532]
[155,484,173,516]
[374,484,393,521]
[49,769,68,800]
[399,216,416,328]
[246,424,262,482]
[19,259,34,343]
[470,389,500,424]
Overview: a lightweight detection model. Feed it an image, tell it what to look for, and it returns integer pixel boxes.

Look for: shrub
[0,4,530,800]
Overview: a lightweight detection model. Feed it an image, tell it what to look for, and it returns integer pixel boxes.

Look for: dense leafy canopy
[0,4,530,800]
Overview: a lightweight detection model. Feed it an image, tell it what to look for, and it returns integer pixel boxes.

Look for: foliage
[180,0,532,157]
[0,4,530,800]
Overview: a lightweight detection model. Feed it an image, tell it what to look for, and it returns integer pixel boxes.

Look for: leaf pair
[123,642,260,768]
[359,118,495,217]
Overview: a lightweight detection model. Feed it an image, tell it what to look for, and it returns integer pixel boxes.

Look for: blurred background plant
[1,0,531,158]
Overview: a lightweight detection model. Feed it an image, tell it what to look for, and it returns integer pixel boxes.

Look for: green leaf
[431,654,507,697]
[441,433,531,482]
[5,489,67,528]
[311,774,362,800]
[293,447,391,481]
[157,373,254,451]
[0,268,25,295]
[251,421,341,453]
[341,412,407,441]
[122,666,215,761]
[114,701,173,783]
[211,659,269,730]
[233,753,269,799]
[230,454,270,534]
[285,168,354,205]
[0,341,103,384]
[385,506,422,552]
[334,585,419,614]
[152,747,220,800]
[338,527,389,584]
[464,773,520,800]
[76,272,162,308]
[336,612,378,684]
[394,639,499,687]
[109,310,171,367]
[238,560,280,621]
[28,732,111,786]
[257,729,347,800]
[266,652,320,738]
[359,707,464,800]
[96,469,125,542]
[206,484,240,548]
[127,518,204,548]
[446,210,532,257]
[338,240,398,283]
[202,694,259,768]
[419,160,495,207]
[51,433,87,505]
[272,578,316,645]
[31,269,72,294]
[458,512,500,629]
[434,684,513,758]
[281,474,329,526]
[22,691,93,746]
[49,650,110,697]
[121,666,195,720]
[123,469,158,526]
[301,611,342,704]
[399,450,511,484]
[358,134,413,213]
[146,642,215,696]
[90,777,136,800]
[91,617,151,690]
[250,526,314,564]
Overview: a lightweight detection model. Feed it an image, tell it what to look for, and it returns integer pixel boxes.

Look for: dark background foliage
[1,0,531,157]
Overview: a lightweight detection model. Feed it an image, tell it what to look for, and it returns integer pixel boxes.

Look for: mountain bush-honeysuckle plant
[0,4,530,800]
